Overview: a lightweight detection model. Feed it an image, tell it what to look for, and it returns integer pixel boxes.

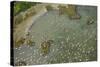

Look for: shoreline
[14,4,47,41]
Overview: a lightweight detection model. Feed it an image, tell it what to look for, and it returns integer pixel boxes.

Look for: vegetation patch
[26,39,35,46]
[14,37,25,48]
[58,5,80,19]
[46,5,53,11]
[13,1,37,16]
[41,40,52,56]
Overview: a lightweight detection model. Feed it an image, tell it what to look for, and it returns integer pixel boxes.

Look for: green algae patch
[26,39,35,46]
[66,5,77,17]
[41,40,51,56]
[58,5,80,19]
[14,37,25,48]
[46,5,53,11]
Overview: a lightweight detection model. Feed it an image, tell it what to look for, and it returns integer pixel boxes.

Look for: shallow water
[14,6,97,65]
